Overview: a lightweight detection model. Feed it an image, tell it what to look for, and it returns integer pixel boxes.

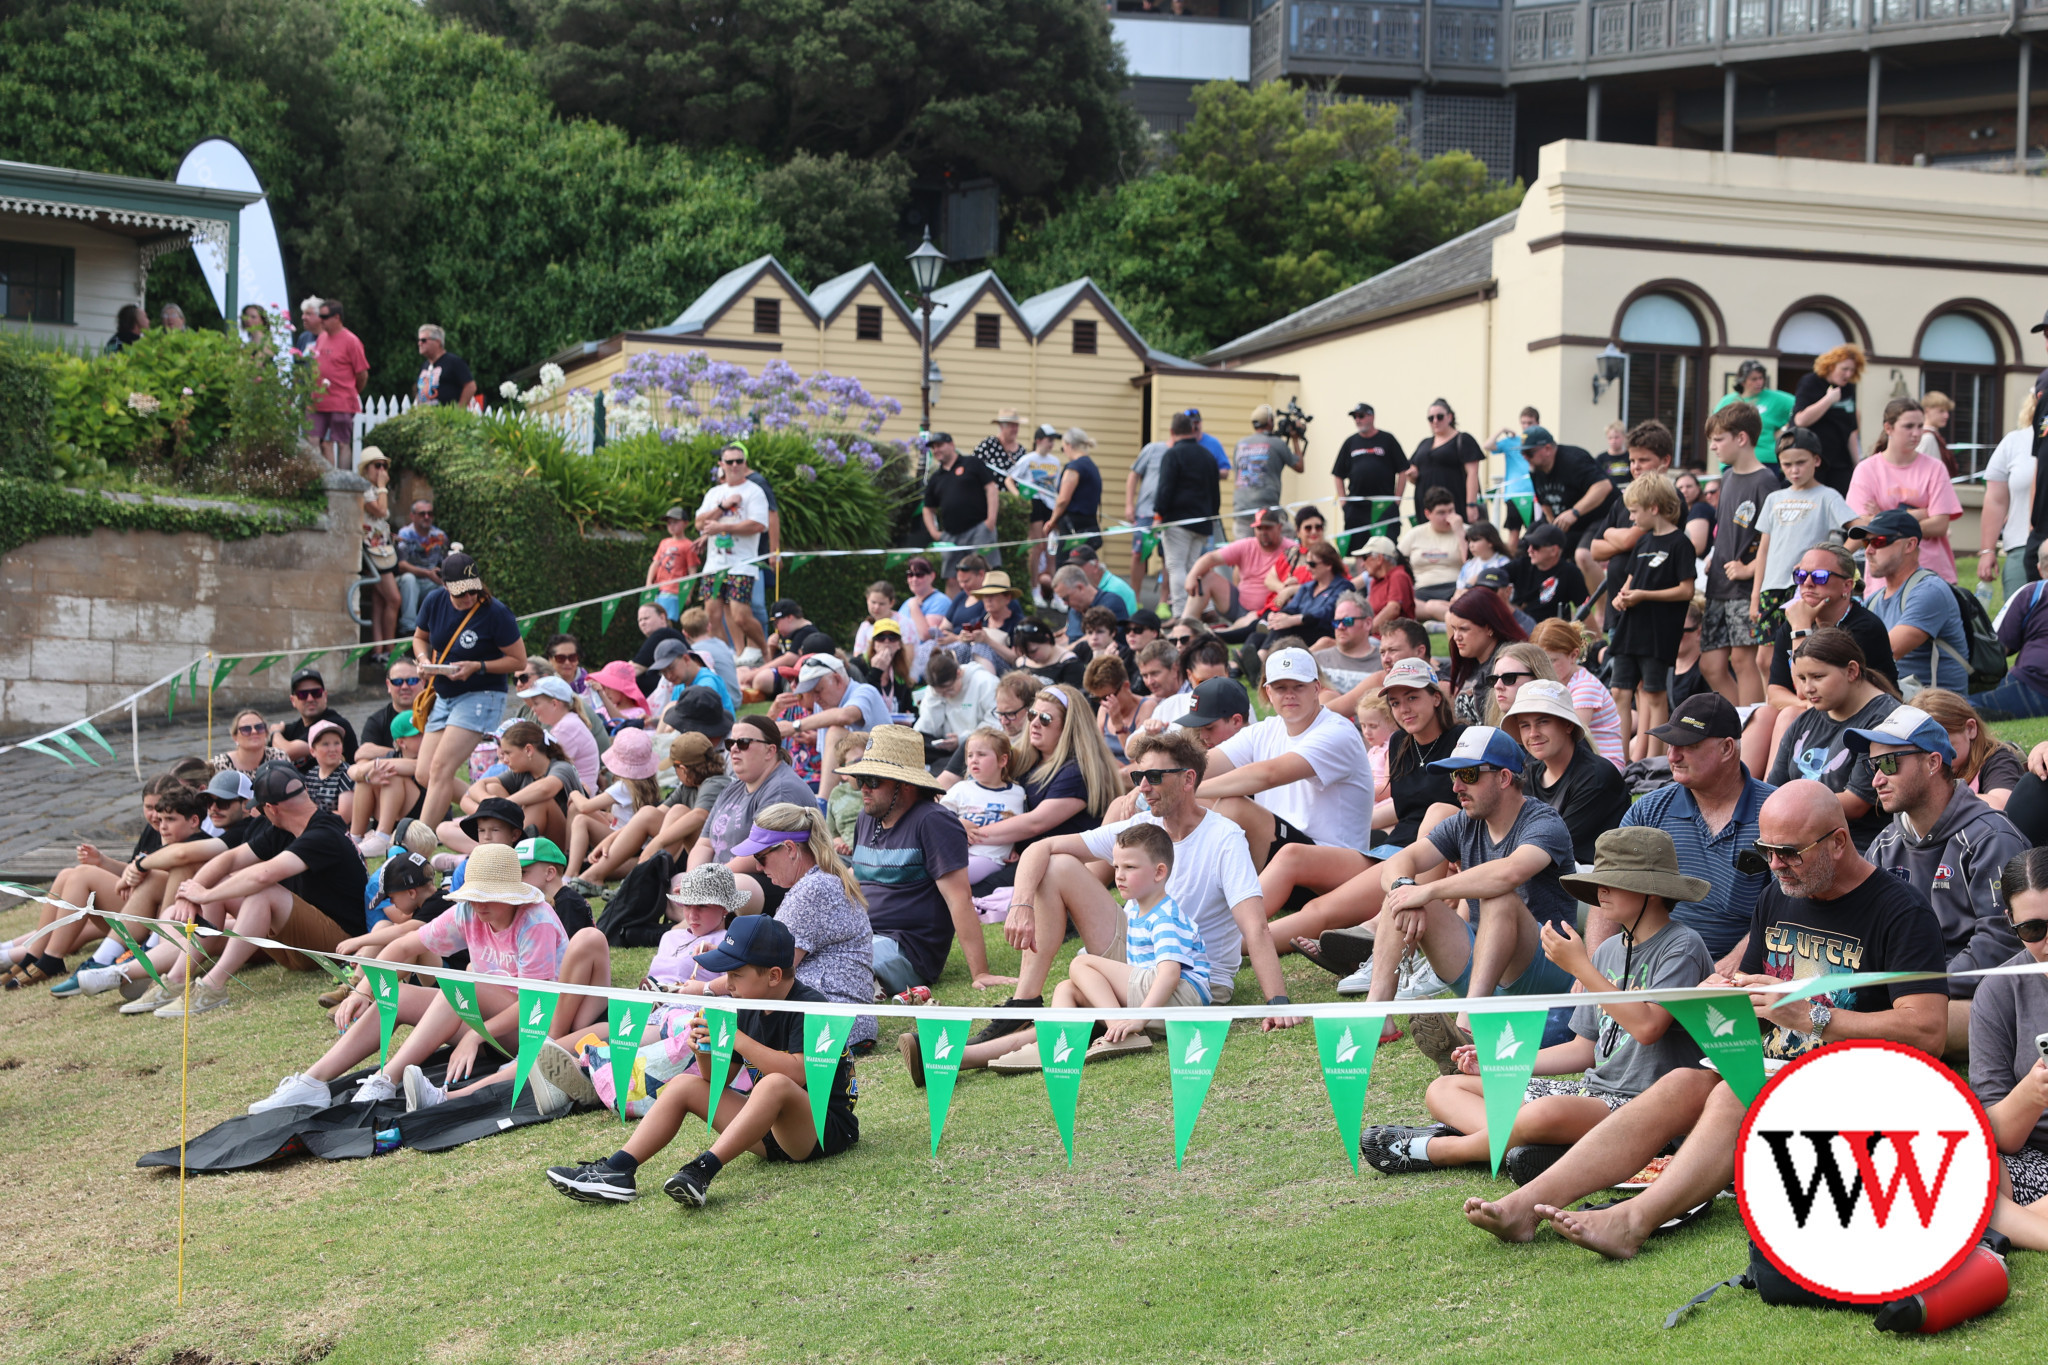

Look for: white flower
[500,381,519,399]
[126,392,161,415]
[538,363,566,389]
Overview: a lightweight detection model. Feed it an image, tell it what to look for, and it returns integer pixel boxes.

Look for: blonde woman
[977,684,1127,850]
[730,802,877,1049]
[1480,641,1559,730]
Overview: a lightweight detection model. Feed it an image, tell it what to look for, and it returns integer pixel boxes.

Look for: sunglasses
[1792,568,1840,586]
[1168,634,1195,646]
[318,311,335,320]
[1427,412,1449,421]
[854,774,890,790]
[207,798,240,810]
[1870,752,1929,776]
[389,676,423,687]
[722,458,747,466]
[907,567,933,578]
[1451,766,1497,784]
[1858,535,1894,550]
[294,688,325,700]
[1334,616,1365,627]
[1491,672,1535,688]
[724,737,765,753]
[1742,834,1834,870]
[1129,767,1189,786]
[1029,711,1061,727]
[551,652,580,663]
[2013,917,2048,944]
[235,723,267,736]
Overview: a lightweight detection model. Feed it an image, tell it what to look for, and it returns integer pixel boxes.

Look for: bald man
[1464,780,1948,1258]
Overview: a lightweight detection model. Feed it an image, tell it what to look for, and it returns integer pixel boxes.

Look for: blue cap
[1426,724,1525,776]
[1842,704,1956,762]
[693,914,796,975]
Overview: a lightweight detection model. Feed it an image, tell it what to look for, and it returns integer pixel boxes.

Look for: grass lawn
[2,902,2044,1365]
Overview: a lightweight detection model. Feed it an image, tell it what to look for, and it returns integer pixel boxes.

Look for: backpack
[1902,568,2005,695]
[593,850,674,948]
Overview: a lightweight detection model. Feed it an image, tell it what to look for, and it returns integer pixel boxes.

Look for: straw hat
[1501,678,1591,748]
[969,571,1017,598]
[604,726,659,781]
[453,843,545,906]
[358,446,389,468]
[991,407,1022,425]
[836,724,944,790]
[1559,828,1711,908]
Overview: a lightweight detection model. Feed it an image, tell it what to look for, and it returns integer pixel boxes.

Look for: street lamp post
[907,227,948,474]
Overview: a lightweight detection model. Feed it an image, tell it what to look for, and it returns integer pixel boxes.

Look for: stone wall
[0,469,371,738]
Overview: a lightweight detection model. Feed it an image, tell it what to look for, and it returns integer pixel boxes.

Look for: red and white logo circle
[1737,1040,1997,1303]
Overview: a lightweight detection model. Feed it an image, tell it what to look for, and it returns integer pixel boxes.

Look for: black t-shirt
[1386,724,1466,846]
[1409,431,1484,517]
[736,980,856,1128]
[1609,527,1696,660]
[788,626,837,658]
[417,592,523,697]
[1669,661,1708,710]
[280,708,360,764]
[924,457,996,537]
[1739,864,1947,1060]
[129,824,164,864]
[2029,368,2048,545]
[1332,431,1410,513]
[1022,759,1096,842]
[361,703,400,750]
[1768,600,1899,691]
[1590,495,1637,611]
[1524,742,1630,863]
[218,815,267,850]
[416,352,474,406]
[1790,373,1859,495]
[1528,445,1608,525]
[246,810,369,935]
[1510,556,1588,623]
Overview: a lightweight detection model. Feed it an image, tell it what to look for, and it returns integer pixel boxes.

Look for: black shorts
[1271,814,1318,855]
[761,1109,859,1162]
[1610,652,1670,693]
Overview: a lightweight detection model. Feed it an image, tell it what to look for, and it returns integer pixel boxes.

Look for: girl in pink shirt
[1848,398,1962,587]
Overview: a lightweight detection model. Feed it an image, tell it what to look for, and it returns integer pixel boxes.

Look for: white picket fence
[349,396,596,468]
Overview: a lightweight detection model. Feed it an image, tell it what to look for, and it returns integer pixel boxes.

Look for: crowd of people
[12,350,2048,1252]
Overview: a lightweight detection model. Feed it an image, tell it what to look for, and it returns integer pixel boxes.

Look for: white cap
[1380,657,1438,692]
[792,654,849,694]
[1263,648,1319,685]
[516,675,574,704]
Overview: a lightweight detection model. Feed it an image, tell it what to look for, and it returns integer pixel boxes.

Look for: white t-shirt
[696,478,771,571]
[1079,810,1262,979]
[1399,520,1464,589]
[1755,483,1857,591]
[1216,705,1376,853]
[941,780,1028,863]
[1149,686,1195,728]
[1010,450,1064,507]
[603,779,636,829]
[1984,427,2036,552]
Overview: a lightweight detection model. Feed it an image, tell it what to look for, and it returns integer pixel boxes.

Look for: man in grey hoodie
[1855,703,2027,1061]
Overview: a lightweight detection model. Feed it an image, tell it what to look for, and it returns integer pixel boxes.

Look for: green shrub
[0,332,54,480]
[0,477,320,559]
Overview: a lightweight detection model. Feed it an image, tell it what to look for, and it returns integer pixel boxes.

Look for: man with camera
[1232,404,1306,539]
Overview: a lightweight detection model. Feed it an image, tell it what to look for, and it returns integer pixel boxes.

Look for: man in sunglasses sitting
[1859,705,2026,1061]
[273,667,359,768]
[1853,508,1969,695]
[356,659,424,759]
[1468,778,1948,1259]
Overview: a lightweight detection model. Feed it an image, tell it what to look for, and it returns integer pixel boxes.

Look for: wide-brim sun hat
[969,571,1017,598]
[604,726,660,780]
[836,724,944,791]
[1502,679,1590,748]
[667,863,750,912]
[586,659,649,709]
[1559,828,1711,907]
[452,843,545,906]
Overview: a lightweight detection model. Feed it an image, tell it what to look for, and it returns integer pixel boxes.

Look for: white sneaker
[1335,967,1375,996]
[1396,950,1449,1001]
[524,1061,573,1118]
[154,979,230,1017]
[735,646,764,667]
[402,1064,446,1113]
[351,1072,400,1104]
[77,966,126,996]
[249,1073,334,1114]
[120,983,175,1015]
[357,830,392,860]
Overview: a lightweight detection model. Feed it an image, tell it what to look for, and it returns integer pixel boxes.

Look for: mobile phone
[2035,1031,2048,1068]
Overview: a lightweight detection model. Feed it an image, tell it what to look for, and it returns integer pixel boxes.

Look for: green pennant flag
[387,639,412,660]
[297,650,327,673]
[164,676,178,721]
[185,659,202,695]
[1138,530,1160,562]
[18,740,74,767]
[1314,1014,1385,1173]
[437,975,492,1040]
[701,1005,738,1135]
[605,996,653,1122]
[1034,1019,1090,1166]
[556,609,576,636]
[1166,1018,1230,1168]
[361,964,401,1065]
[1466,1008,1548,1177]
[518,615,539,641]
[246,653,286,676]
[49,731,97,767]
[916,1017,970,1155]
[75,720,115,759]
[343,646,371,670]
[211,657,239,690]
[1663,993,1770,1109]
[787,554,817,573]
[802,1013,849,1147]
[106,917,165,989]
[307,947,352,984]
[639,586,660,608]
[510,986,561,1109]
[599,595,622,634]
[884,550,917,571]
[710,570,727,598]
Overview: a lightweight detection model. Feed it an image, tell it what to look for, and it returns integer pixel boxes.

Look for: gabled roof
[1015,277,1149,359]
[924,270,1030,346]
[1200,211,1516,364]
[806,263,917,333]
[650,255,818,337]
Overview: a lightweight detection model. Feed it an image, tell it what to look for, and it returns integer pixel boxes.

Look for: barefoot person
[1464,779,1947,1256]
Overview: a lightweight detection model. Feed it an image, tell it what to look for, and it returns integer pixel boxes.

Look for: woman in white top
[1979,391,2040,603]
[1530,618,1625,769]
[1398,487,1468,621]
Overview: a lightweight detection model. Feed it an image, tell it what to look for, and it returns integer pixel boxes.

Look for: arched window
[1920,311,2001,475]
[1619,292,1706,465]
[1774,309,1851,393]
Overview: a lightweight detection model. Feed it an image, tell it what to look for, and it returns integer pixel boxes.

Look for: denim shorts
[426,689,508,734]
[1445,912,1578,998]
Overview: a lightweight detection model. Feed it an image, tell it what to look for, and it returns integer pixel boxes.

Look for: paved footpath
[0,716,233,881]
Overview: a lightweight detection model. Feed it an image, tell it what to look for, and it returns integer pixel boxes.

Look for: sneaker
[969,998,1039,1047]
[562,876,604,899]
[249,1074,334,1114]
[351,1072,400,1104]
[662,1163,711,1208]
[1407,1011,1470,1076]
[77,966,127,997]
[1334,967,1374,996]
[546,1159,638,1203]
[1503,1143,1571,1187]
[897,1030,925,1089]
[120,983,177,1015]
[402,1064,447,1113]
[430,853,463,874]
[526,1062,573,1118]
[735,646,764,667]
[356,830,393,860]
[1360,1123,1448,1175]
[536,1038,600,1109]
[47,969,86,998]
[1396,950,1450,1001]
[154,979,230,1018]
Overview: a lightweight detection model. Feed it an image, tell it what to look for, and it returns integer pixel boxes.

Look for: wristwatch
[1267,994,1292,1007]
[1791,628,1811,641]
[1390,876,1418,892]
[1807,1000,1832,1039]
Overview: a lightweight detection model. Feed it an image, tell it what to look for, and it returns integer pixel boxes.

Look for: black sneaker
[663,1164,710,1208]
[969,998,1040,1047]
[1503,1143,1571,1187]
[545,1160,637,1203]
[1360,1123,1449,1175]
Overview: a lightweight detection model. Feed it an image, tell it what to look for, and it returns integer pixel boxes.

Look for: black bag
[594,850,673,948]
[1905,568,2006,694]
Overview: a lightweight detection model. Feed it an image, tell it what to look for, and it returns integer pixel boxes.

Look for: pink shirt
[549,711,601,793]
[417,899,567,981]
[1564,665,1625,769]
[1847,451,1962,587]
[314,326,369,413]
[1215,536,1298,613]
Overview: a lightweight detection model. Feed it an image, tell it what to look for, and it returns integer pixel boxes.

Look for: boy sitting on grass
[1053,822,1210,1058]
[544,914,857,1207]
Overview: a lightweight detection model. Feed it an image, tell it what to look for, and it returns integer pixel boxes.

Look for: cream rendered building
[1207,139,2048,544]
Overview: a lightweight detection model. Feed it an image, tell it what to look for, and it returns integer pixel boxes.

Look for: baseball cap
[1426,724,1525,775]
[927,431,953,447]
[250,763,307,807]
[694,914,796,975]
[769,598,804,621]
[459,795,528,841]
[1064,545,1100,565]
[664,505,688,521]
[1262,647,1319,685]
[1843,704,1956,762]
[1846,509,1922,543]
[649,638,693,670]
[663,684,734,740]
[516,674,574,705]
[1253,506,1288,528]
[792,654,848,694]
[1779,425,1823,455]
[1646,692,1742,745]
[289,666,325,690]
[1174,677,1251,728]
[667,730,718,772]
[1127,606,1162,633]
[1034,423,1060,440]
[440,551,482,594]
[1348,402,1375,417]
[390,710,420,739]
[2033,309,2048,336]
[869,617,902,637]
[514,836,569,868]
[1380,657,1439,693]
[1360,535,1398,558]
[1520,424,1556,448]
[1475,566,1513,591]
[380,851,435,894]
[1522,523,1566,550]
[205,769,254,803]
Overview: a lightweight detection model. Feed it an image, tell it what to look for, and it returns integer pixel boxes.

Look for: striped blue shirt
[1125,893,1210,1003]
[1620,767,1775,959]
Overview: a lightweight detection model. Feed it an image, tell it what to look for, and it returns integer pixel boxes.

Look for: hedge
[0,478,322,559]
[0,336,54,480]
